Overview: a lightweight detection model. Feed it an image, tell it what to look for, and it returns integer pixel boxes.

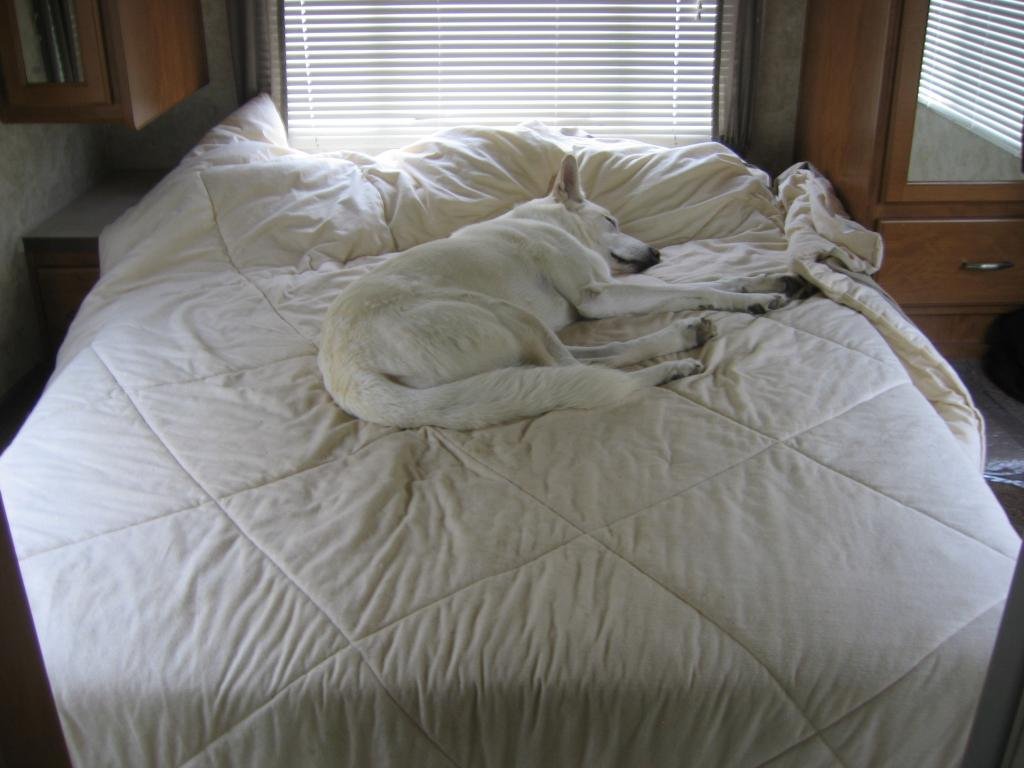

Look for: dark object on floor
[991,483,1024,536]
[984,308,1024,404]
[0,366,49,454]
[954,360,1024,537]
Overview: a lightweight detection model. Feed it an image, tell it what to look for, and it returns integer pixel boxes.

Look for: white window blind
[917,0,1024,157]
[284,1,719,153]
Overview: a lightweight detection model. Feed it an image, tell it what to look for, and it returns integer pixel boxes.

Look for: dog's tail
[330,364,646,430]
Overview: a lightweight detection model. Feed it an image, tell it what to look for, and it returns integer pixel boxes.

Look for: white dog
[319,155,798,429]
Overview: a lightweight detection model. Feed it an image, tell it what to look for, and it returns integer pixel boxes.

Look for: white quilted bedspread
[1,97,1020,767]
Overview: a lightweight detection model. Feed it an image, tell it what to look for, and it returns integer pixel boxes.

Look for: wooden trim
[24,246,103,268]
[882,0,1024,204]
[99,0,209,129]
[874,200,1024,222]
[96,0,131,125]
[22,236,100,253]
[901,304,1023,315]
[794,0,903,227]
[866,0,906,225]
[0,101,123,123]
[0,494,73,768]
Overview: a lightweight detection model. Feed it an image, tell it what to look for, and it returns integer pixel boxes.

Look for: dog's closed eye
[603,216,618,230]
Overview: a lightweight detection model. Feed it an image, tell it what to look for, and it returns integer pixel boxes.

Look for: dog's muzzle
[639,247,661,271]
[612,246,661,273]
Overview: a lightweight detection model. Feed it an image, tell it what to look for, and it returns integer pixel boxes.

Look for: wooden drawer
[34,266,99,351]
[875,219,1024,307]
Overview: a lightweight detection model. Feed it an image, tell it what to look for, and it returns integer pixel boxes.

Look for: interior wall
[747,0,808,176]
[0,124,103,399]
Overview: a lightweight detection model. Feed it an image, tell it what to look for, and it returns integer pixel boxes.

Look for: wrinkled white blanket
[1,96,1019,767]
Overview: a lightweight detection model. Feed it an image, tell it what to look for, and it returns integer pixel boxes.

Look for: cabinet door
[34,264,99,350]
[0,0,111,113]
[883,0,1024,204]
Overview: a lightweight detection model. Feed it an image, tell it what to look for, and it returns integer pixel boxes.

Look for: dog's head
[549,154,661,275]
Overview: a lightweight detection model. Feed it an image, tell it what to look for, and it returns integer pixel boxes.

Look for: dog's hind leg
[482,299,580,366]
[567,317,715,367]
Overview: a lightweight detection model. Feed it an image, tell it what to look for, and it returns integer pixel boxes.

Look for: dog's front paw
[695,317,716,346]
[747,294,787,314]
[663,359,703,382]
[781,275,817,299]
[780,276,804,296]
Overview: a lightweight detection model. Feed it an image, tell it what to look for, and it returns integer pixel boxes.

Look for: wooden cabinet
[796,0,1024,358]
[0,0,207,128]
[29,252,99,352]
[24,172,160,353]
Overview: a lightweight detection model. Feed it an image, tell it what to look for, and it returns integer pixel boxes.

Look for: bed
[1,95,1020,767]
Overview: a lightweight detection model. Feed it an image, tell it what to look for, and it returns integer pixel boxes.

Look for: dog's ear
[551,155,584,204]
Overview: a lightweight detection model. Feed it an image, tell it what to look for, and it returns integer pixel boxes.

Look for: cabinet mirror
[907,0,1024,183]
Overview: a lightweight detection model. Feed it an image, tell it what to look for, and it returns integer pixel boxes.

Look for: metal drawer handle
[961,261,1014,271]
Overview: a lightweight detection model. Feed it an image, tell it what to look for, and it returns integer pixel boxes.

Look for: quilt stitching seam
[757,598,1007,767]
[14,346,214,560]
[18,500,207,561]
[346,645,464,768]
[130,351,318,392]
[595,538,848,767]
[215,451,353,502]
[430,407,775,539]
[91,347,349,634]
[209,496,464,768]
[778,381,908,442]
[668,379,906,446]
[93,348,462,768]
[629,381,906,531]
[216,427,404,503]
[177,648,347,767]
[819,599,1007,734]
[430,429,586,536]
[782,442,1016,561]
[198,174,316,349]
[432,430,847,766]
[353,534,585,643]
[752,732,831,768]
[762,313,904,370]
[589,442,777,535]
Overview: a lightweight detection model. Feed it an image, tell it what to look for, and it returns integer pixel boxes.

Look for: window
[917,0,1024,158]
[284,1,720,153]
